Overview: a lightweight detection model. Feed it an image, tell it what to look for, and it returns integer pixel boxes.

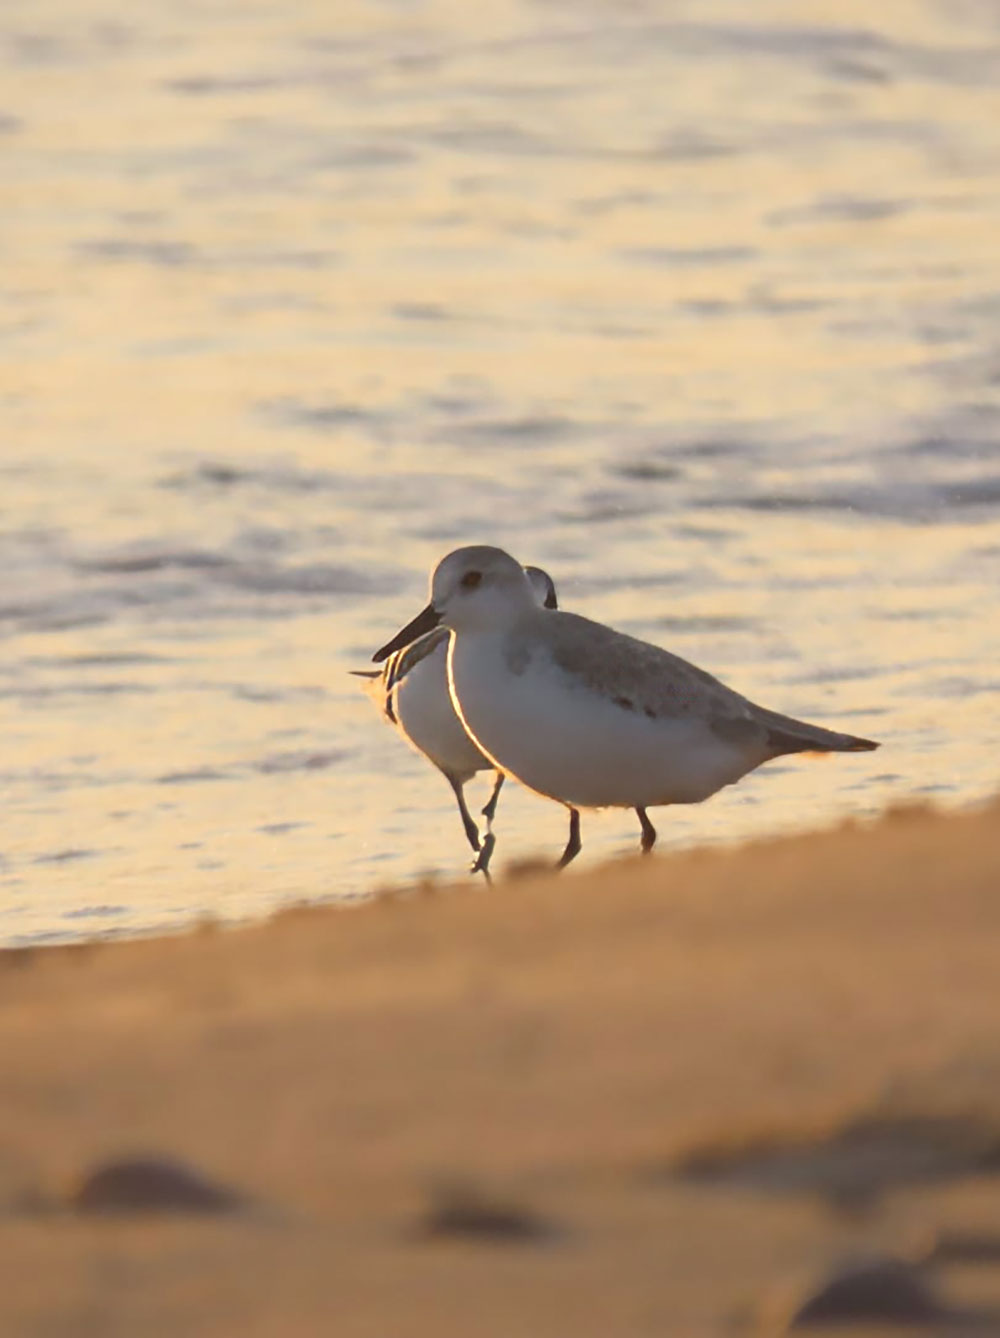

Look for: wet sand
[3,798,1000,1336]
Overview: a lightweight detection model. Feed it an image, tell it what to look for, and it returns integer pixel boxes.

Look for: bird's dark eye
[460,570,482,589]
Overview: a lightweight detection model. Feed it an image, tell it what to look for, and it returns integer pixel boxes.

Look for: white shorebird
[355,564,557,877]
[373,545,879,868]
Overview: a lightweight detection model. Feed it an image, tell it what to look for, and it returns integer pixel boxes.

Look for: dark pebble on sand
[71,1156,243,1215]
[784,1254,954,1328]
[416,1180,558,1243]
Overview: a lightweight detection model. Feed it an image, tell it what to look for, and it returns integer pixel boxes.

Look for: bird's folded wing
[384,625,451,692]
[538,611,755,724]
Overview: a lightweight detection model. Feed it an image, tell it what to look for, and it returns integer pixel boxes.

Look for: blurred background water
[2,0,999,944]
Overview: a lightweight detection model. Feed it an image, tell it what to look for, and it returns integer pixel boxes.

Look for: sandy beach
[3,797,1000,1335]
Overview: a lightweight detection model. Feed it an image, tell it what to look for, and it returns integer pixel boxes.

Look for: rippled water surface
[3,0,1000,943]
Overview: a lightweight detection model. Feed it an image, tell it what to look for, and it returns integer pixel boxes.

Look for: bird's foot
[470,832,496,882]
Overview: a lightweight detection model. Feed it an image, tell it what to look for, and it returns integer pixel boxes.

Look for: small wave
[669,438,751,460]
[651,130,737,160]
[252,749,348,775]
[612,460,683,482]
[927,675,1000,698]
[75,548,227,574]
[902,435,998,461]
[217,562,385,596]
[26,652,173,667]
[767,195,907,227]
[0,767,105,792]
[617,245,755,266]
[33,848,98,865]
[445,415,576,446]
[422,118,559,158]
[166,74,287,95]
[0,682,153,700]
[62,903,126,919]
[652,615,760,633]
[76,239,339,271]
[937,478,1000,508]
[254,399,386,436]
[77,239,197,267]
[558,495,658,525]
[784,663,886,685]
[570,569,693,595]
[694,466,1000,519]
[71,538,392,607]
[391,302,452,322]
[230,685,327,703]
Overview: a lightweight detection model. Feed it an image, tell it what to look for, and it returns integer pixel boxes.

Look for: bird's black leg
[470,772,505,882]
[557,807,582,870]
[446,773,481,855]
[636,806,657,855]
[481,771,505,828]
[468,776,503,877]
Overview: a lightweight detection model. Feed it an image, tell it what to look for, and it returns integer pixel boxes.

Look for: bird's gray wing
[535,611,877,755]
[534,611,758,727]
[349,628,449,728]
[384,625,451,693]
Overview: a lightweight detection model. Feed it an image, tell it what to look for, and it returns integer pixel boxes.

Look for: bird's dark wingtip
[846,736,880,751]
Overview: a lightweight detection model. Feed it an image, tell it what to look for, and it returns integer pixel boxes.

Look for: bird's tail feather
[754,704,879,755]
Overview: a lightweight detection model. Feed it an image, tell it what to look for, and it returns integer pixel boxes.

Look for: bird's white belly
[393,641,489,782]
[449,634,756,809]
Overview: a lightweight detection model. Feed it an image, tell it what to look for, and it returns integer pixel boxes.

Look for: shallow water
[2,0,999,944]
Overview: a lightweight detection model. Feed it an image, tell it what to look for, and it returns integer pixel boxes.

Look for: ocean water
[2,0,999,944]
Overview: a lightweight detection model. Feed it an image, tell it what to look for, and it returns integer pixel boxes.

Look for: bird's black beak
[371,603,442,663]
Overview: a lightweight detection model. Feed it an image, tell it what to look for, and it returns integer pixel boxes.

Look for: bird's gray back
[516,610,756,726]
[514,610,876,756]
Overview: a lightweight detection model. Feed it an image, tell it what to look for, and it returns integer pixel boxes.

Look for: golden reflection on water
[2,0,1000,940]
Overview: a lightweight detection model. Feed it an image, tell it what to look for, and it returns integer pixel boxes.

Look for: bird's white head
[428,545,535,632]
[372,546,552,663]
[523,565,559,612]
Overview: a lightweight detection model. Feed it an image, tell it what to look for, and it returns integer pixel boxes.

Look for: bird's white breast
[393,636,489,782]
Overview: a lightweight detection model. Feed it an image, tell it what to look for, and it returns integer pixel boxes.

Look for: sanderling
[373,545,879,869]
[355,564,557,877]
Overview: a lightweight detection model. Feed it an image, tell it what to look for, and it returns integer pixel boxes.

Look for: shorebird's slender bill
[372,604,441,663]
